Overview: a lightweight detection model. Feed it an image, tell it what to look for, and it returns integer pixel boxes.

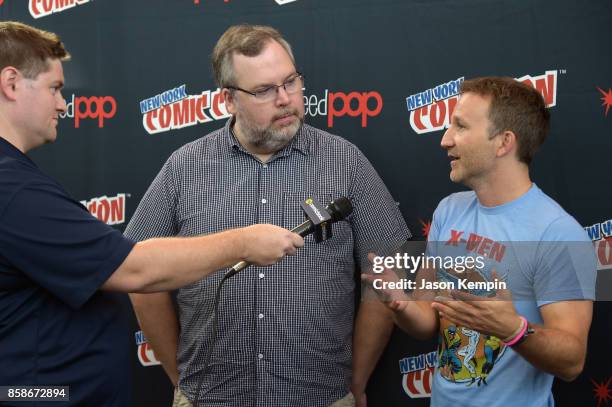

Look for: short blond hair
[0,21,70,79]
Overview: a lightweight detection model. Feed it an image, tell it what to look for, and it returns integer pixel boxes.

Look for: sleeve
[348,148,412,270]
[0,180,135,309]
[124,156,179,242]
[533,216,597,305]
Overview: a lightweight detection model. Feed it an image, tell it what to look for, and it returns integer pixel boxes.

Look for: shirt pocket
[177,190,256,236]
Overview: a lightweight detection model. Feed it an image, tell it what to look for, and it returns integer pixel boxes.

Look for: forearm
[130,292,180,386]
[107,224,301,293]
[125,230,245,292]
[512,324,587,381]
[352,300,394,394]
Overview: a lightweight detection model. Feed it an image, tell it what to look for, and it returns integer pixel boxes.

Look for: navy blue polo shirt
[0,136,136,406]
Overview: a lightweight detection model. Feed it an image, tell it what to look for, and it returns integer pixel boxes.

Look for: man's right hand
[240,224,304,266]
[361,253,411,311]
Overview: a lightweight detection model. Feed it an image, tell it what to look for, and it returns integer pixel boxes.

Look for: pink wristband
[502,316,528,347]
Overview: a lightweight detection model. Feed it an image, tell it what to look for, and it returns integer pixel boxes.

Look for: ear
[0,66,21,101]
[495,130,517,158]
[222,88,237,115]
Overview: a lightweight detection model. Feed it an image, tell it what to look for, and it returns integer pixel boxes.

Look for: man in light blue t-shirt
[364,77,596,406]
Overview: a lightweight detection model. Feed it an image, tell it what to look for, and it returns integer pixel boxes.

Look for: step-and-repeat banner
[2,1,611,405]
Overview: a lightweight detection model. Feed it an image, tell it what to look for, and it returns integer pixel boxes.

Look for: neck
[0,114,28,153]
[471,163,532,207]
[232,120,275,163]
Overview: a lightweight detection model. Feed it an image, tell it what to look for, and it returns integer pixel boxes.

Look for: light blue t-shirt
[426,184,596,407]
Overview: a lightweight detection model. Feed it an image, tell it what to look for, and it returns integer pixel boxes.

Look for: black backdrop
[1,0,611,405]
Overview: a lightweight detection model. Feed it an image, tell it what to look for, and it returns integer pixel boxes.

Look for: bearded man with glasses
[126,24,411,407]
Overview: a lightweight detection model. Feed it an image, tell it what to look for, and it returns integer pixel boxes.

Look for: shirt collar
[224,117,310,159]
[0,136,36,167]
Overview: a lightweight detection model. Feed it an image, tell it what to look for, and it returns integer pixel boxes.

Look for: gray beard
[241,116,303,152]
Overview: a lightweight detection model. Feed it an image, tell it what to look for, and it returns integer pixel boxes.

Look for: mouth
[448,154,460,166]
[273,112,297,125]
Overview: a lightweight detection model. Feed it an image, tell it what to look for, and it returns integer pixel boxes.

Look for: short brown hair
[211,24,294,88]
[461,77,550,165]
[0,21,70,79]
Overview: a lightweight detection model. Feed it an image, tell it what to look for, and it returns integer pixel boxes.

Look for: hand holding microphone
[230,197,353,275]
[240,224,305,266]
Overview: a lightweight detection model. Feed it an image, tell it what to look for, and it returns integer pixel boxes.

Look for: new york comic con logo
[399,351,436,398]
[406,70,558,134]
[135,330,160,367]
[585,218,612,271]
[29,0,91,19]
[191,0,298,4]
[80,193,127,226]
[140,84,230,134]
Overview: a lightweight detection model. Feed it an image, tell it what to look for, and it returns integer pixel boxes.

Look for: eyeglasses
[226,73,304,103]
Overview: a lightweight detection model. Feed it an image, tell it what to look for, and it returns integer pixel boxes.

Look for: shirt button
[261,198,267,204]
[259,273,265,279]
[258,353,264,359]
[258,313,264,319]
[262,164,268,169]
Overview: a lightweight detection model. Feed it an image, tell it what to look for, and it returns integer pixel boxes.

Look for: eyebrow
[455,116,472,129]
[251,72,298,90]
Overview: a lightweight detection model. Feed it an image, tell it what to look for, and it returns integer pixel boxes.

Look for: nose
[440,127,454,149]
[275,85,290,106]
[56,92,67,113]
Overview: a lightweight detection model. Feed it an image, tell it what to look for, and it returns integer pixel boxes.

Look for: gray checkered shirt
[125,119,411,407]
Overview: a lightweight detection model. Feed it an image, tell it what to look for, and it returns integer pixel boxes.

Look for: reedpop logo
[304,89,383,128]
[60,94,117,128]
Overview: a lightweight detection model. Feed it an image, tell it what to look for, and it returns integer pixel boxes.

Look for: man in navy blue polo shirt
[0,22,303,406]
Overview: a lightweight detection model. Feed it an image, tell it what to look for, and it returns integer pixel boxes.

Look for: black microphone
[229,197,353,274]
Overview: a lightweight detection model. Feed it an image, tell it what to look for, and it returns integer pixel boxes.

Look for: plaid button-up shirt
[125,119,411,407]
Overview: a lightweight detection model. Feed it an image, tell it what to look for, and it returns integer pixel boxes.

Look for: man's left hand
[431,278,521,339]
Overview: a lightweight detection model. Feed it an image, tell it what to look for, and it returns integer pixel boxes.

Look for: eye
[254,86,275,99]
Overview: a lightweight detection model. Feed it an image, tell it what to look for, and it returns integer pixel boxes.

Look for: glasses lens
[284,75,303,94]
[255,87,276,101]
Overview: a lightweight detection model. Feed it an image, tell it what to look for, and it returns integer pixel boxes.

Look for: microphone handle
[230,220,313,273]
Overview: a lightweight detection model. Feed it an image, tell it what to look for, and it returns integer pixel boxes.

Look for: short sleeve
[348,148,412,269]
[0,180,135,309]
[533,216,597,305]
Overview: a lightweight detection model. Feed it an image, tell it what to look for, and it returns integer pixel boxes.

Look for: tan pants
[172,389,354,407]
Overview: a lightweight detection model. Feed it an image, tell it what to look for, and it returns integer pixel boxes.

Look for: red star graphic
[597,87,612,117]
[592,376,612,407]
[418,219,431,238]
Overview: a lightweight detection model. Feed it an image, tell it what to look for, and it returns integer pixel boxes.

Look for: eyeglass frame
[225,72,305,102]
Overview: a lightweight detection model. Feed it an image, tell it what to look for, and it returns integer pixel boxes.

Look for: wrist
[500,315,523,342]
[232,227,249,262]
[502,316,529,347]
